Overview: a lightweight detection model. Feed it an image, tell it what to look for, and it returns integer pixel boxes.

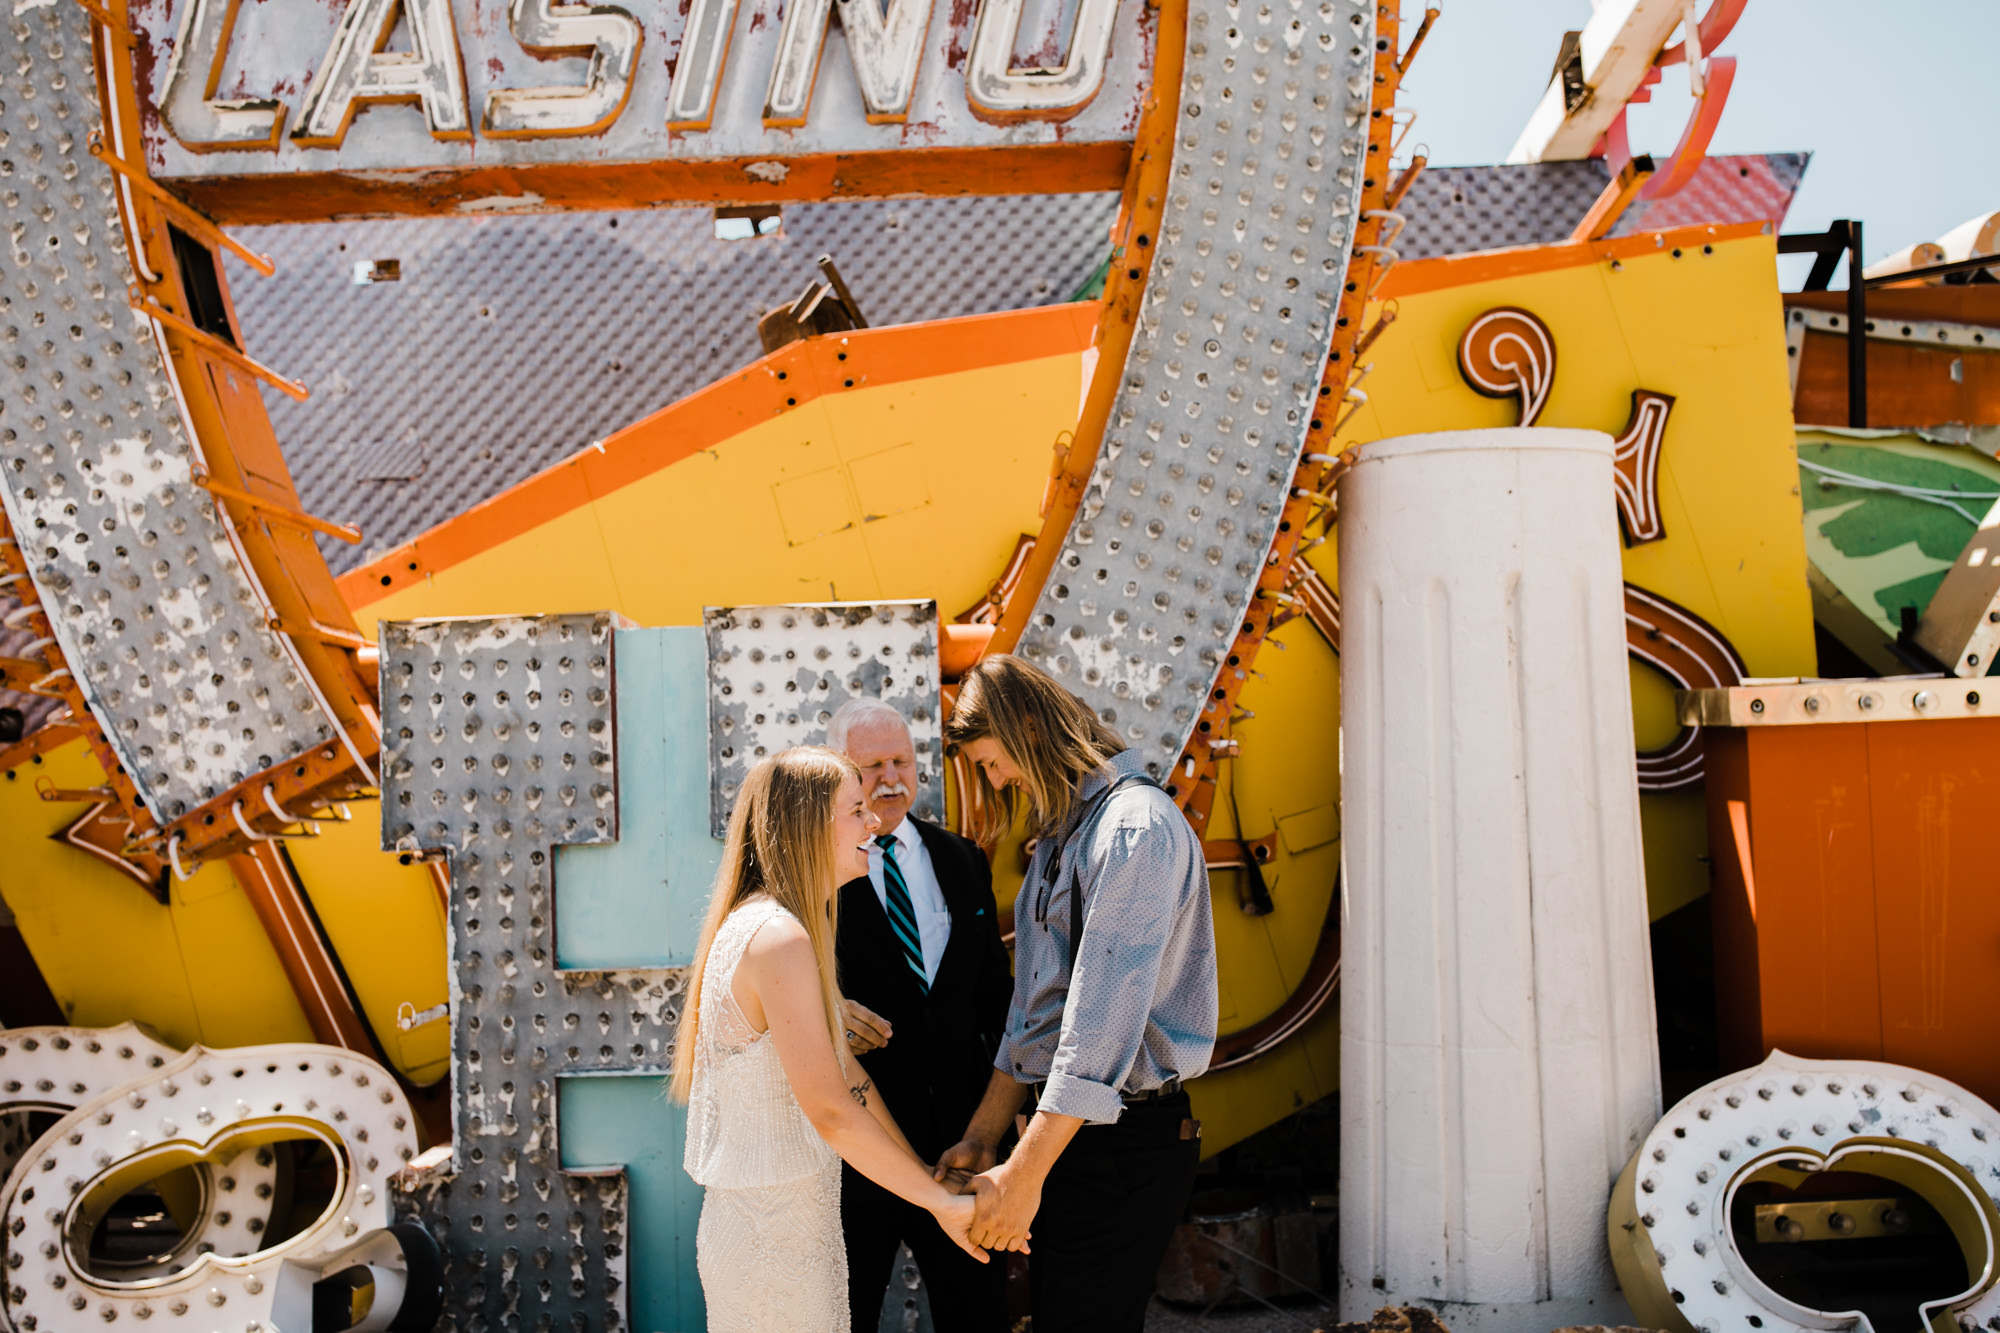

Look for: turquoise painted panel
[559,1074,705,1333]
[551,628,722,1327]
[558,628,721,968]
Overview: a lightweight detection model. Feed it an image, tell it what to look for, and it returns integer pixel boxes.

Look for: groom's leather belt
[1028,1077,1182,1106]
[1121,1078,1183,1104]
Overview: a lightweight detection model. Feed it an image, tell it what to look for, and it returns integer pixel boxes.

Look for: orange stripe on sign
[338,301,1100,613]
[1379,220,1769,298]
[230,842,377,1056]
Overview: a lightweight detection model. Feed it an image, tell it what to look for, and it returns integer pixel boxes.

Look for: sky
[1396,0,2000,287]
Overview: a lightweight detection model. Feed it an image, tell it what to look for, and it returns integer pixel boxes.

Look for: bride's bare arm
[735,917,988,1260]
[850,1064,921,1160]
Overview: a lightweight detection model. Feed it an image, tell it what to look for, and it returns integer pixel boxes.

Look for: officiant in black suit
[829,698,1016,1333]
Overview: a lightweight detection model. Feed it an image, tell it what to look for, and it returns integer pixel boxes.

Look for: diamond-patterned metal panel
[1012,0,1376,779]
[0,3,340,820]
[1394,161,1611,260]
[704,599,940,835]
[378,612,684,1333]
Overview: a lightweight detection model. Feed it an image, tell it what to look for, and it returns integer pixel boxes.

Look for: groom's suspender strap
[1061,772,1163,973]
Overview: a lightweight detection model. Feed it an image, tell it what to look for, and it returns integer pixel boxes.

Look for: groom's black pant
[1029,1091,1201,1333]
[842,1163,1008,1333]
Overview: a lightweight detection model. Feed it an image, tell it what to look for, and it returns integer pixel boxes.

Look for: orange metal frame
[172,144,1138,226]
[1705,717,2000,1110]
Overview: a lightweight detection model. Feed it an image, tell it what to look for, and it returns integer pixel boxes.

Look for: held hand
[840,999,892,1055]
[930,1193,991,1264]
[932,1137,998,1194]
[968,1164,1037,1254]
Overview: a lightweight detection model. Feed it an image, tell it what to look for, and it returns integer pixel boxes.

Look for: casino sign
[135,0,1159,219]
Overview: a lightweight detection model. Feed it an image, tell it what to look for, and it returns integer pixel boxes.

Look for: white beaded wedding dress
[684,896,850,1331]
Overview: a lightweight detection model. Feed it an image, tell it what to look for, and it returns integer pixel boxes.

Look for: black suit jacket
[836,817,1013,1163]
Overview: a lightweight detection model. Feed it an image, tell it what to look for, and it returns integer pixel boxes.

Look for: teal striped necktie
[876,834,929,993]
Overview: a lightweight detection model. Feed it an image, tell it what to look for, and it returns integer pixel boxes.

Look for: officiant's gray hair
[825,698,909,753]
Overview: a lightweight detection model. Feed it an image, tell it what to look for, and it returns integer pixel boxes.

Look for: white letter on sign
[157,0,284,150]
[292,0,474,148]
[965,0,1120,121]
[764,0,935,126]
[485,0,643,137]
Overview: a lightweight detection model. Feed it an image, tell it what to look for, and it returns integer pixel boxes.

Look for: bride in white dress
[670,747,993,1330]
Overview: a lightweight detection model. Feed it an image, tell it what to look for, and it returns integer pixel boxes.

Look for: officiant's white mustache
[871,781,912,801]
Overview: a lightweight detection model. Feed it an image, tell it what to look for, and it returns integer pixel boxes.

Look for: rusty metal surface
[219,193,1121,575]
[0,2,346,822]
[377,611,685,1333]
[134,0,1155,183]
[704,600,941,835]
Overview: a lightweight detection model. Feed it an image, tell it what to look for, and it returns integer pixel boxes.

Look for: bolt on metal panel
[0,4,340,821]
[377,612,684,1333]
[705,599,941,836]
[1012,0,1377,779]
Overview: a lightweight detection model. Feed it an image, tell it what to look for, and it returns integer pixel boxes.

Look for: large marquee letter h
[379,613,685,1333]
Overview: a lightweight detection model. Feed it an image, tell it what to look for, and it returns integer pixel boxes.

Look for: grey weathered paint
[0,3,346,822]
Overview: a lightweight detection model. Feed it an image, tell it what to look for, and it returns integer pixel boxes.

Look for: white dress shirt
[868,816,952,986]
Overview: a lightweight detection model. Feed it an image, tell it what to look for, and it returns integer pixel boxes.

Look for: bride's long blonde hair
[668,746,857,1103]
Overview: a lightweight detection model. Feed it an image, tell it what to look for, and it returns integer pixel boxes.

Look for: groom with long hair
[944,655,1218,1333]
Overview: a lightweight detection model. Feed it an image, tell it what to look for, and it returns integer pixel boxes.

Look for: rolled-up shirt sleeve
[1038,801,1196,1123]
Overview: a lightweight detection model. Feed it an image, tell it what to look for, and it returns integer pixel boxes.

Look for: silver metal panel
[0,3,339,819]
[132,0,1152,181]
[1012,0,1377,779]
[1790,304,2000,352]
[377,612,684,1333]
[1678,675,1994,728]
[705,599,941,835]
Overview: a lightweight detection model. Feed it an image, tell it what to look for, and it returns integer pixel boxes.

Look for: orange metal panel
[1786,287,2000,429]
[1707,725,1883,1070]
[1791,331,2000,429]
[1863,717,2000,1104]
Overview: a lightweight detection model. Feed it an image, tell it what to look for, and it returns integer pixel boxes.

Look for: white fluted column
[1337,427,1660,1332]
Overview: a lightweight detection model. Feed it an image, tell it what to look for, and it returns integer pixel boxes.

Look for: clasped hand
[931,1136,997,1195]
[966,1162,1036,1253]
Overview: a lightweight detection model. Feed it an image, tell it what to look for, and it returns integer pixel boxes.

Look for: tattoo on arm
[848,1077,873,1108]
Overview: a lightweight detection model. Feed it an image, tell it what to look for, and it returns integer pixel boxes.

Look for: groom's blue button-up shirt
[997,747,1218,1124]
